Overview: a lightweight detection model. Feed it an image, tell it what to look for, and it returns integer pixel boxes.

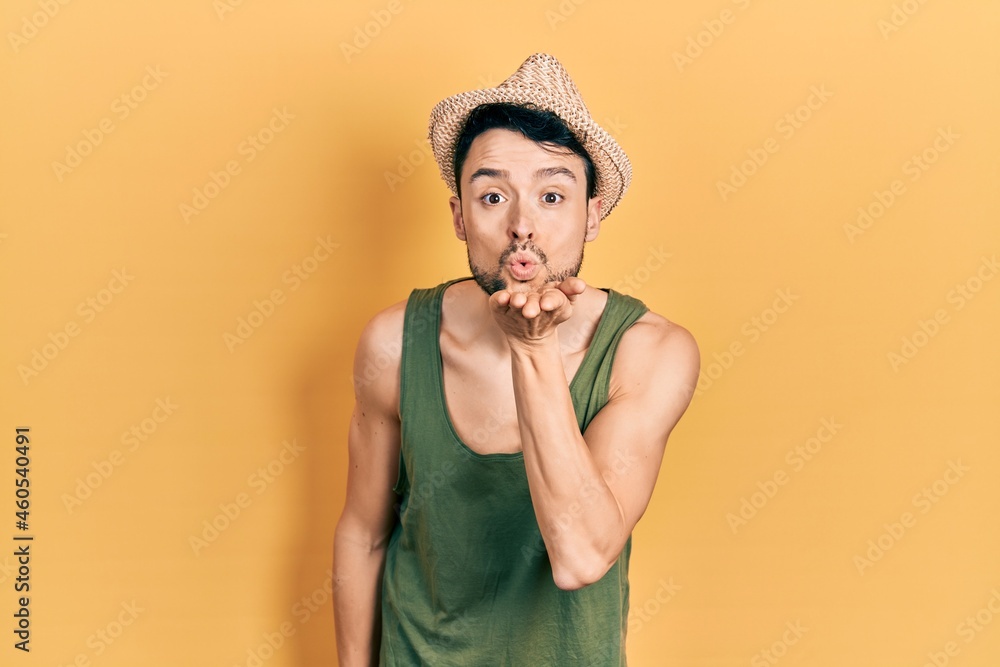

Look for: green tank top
[380,276,649,667]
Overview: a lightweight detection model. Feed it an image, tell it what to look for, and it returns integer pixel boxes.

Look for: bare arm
[493,279,699,590]
[333,303,405,666]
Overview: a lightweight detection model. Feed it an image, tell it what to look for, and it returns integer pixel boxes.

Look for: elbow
[551,552,616,591]
[549,518,628,591]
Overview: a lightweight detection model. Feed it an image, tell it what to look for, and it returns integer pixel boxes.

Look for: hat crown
[496,53,589,116]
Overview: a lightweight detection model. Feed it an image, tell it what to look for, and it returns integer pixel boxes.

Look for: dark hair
[452,103,596,200]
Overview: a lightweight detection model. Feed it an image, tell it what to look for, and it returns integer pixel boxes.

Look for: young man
[334,53,699,666]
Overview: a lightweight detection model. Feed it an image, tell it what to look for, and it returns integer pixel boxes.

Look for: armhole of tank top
[600,295,650,405]
[608,291,649,353]
[392,288,423,497]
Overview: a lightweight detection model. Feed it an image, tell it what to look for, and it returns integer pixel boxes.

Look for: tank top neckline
[432,276,617,461]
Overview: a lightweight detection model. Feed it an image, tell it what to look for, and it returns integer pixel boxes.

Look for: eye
[542,192,563,204]
[481,192,506,205]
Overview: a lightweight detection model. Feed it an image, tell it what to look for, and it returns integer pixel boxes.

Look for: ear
[449,195,466,241]
[585,196,602,242]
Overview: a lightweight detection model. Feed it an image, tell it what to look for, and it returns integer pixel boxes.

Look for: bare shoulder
[356,299,407,353]
[352,298,409,416]
[612,309,700,400]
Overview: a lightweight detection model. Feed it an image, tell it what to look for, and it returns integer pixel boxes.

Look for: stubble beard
[467,238,585,296]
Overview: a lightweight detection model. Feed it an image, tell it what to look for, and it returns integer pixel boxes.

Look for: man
[334,53,698,666]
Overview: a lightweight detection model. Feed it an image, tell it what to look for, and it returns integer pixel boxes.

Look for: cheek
[466,223,507,247]
[465,235,505,263]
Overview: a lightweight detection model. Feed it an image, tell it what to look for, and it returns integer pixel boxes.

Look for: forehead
[461,128,585,180]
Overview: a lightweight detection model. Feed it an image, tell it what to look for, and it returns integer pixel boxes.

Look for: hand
[489,277,587,347]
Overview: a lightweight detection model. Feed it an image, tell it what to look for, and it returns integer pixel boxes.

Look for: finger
[521,293,541,319]
[511,291,528,310]
[539,289,565,312]
[556,276,587,301]
[491,290,511,308]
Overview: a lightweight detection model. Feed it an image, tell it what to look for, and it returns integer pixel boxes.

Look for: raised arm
[492,279,699,590]
[333,302,405,667]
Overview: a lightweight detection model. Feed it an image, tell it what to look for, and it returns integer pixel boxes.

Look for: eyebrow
[468,166,577,185]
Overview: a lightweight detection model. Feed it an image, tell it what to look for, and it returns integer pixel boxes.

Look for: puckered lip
[507,252,539,266]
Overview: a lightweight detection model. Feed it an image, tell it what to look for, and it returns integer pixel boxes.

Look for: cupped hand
[489,277,587,345]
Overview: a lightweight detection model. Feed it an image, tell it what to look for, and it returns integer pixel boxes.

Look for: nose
[508,199,535,242]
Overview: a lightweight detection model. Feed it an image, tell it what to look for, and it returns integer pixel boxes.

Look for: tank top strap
[399,275,474,402]
[395,277,472,494]
[569,289,649,431]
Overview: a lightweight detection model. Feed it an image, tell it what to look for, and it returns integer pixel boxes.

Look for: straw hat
[427,53,632,220]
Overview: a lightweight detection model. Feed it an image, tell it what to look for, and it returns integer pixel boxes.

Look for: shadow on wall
[286,132,408,666]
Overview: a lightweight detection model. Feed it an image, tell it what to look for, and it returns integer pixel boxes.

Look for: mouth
[506,253,541,281]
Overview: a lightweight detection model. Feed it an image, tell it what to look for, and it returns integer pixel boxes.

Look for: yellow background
[2,0,999,665]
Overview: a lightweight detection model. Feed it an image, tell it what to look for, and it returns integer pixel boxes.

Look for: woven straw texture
[427,53,632,220]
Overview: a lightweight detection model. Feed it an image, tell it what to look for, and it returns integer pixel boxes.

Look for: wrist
[506,331,560,357]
